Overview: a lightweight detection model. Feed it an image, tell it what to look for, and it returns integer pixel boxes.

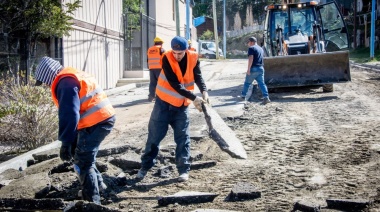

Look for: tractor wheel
[322,84,334,92]
[205,54,210,59]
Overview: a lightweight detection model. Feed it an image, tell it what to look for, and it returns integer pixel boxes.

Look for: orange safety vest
[156,50,198,107]
[189,47,196,52]
[147,45,163,69]
[51,67,115,129]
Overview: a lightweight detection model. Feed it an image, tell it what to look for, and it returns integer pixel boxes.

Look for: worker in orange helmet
[188,39,196,52]
[147,36,165,102]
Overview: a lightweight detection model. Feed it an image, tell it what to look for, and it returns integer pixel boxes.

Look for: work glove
[60,143,73,162]
[193,96,205,112]
[202,91,210,104]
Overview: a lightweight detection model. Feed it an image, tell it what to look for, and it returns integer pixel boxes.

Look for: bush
[199,30,214,40]
[0,78,58,152]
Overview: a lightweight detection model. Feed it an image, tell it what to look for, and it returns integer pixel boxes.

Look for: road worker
[147,36,165,102]
[188,39,196,51]
[34,57,115,204]
[136,36,209,182]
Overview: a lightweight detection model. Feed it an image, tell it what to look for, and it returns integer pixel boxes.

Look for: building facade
[61,0,124,89]
[124,0,196,78]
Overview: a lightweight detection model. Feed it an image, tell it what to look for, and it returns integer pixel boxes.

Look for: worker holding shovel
[136,36,209,182]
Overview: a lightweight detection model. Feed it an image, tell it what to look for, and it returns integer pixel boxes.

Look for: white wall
[62,0,124,89]
[155,0,193,50]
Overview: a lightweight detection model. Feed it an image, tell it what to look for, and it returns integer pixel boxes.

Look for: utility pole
[354,0,357,48]
[370,0,375,59]
[212,0,219,59]
[223,0,226,59]
[186,0,190,39]
[175,0,180,36]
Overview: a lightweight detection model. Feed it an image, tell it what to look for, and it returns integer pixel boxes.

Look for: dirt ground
[1,59,380,211]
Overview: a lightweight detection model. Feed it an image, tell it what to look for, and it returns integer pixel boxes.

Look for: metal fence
[0,34,28,84]
[124,12,156,71]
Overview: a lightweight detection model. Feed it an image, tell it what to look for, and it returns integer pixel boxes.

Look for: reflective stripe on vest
[51,67,115,129]
[147,45,162,69]
[156,50,198,107]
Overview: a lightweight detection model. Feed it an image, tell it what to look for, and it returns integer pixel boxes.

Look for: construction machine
[262,0,351,92]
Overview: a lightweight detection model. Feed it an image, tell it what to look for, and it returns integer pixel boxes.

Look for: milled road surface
[102,59,380,211]
[1,59,379,211]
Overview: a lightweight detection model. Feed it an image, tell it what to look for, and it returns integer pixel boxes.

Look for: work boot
[178,173,189,182]
[136,169,148,180]
[262,97,271,105]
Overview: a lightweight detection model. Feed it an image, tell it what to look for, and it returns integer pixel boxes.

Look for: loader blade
[201,103,247,159]
[263,51,350,88]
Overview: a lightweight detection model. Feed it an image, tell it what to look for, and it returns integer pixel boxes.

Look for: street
[0,59,379,211]
[103,59,380,211]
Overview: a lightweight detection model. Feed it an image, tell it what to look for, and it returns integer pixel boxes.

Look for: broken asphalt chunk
[158,191,218,206]
[97,145,137,157]
[0,198,65,210]
[227,182,261,201]
[293,200,321,212]
[201,104,247,159]
[0,173,51,199]
[326,199,371,211]
[190,161,217,170]
[109,153,141,170]
[64,200,121,212]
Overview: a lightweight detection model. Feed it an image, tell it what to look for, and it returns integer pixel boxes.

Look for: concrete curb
[350,61,380,72]
[0,84,139,175]
[105,83,136,96]
[0,140,61,174]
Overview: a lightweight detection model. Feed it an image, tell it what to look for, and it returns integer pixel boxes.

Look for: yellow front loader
[262,0,351,92]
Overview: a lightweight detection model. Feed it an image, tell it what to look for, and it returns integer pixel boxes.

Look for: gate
[124,12,156,70]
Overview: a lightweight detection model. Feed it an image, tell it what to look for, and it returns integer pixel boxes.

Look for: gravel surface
[1,59,379,211]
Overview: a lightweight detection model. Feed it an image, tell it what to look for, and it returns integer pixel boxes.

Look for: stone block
[227,182,261,201]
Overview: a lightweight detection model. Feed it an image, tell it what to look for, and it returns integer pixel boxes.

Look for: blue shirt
[248,44,264,67]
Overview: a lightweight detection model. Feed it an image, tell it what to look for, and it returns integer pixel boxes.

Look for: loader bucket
[263,51,350,88]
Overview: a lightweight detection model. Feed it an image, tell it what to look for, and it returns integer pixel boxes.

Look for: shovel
[201,103,247,159]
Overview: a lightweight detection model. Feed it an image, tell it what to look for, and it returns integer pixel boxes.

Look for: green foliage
[349,47,380,63]
[0,78,58,152]
[199,30,214,40]
[0,0,81,38]
[123,0,143,40]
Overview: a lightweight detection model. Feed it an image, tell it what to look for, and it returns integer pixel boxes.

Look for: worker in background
[188,39,196,51]
[136,36,209,182]
[34,57,115,205]
[147,36,165,102]
[240,37,271,104]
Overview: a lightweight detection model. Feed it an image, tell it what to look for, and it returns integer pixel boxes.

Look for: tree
[123,0,143,40]
[193,0,278,30]
[0,0,81,84]
[199,29,214,40]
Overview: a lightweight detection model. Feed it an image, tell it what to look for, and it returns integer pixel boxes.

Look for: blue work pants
[149,69,161,98]
[242,65,269,98]
[73,121,113,204]
[140,97,191,174]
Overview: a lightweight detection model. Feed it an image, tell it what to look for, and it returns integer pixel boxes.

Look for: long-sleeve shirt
[55,77,115,144]
[161,52,207,102]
